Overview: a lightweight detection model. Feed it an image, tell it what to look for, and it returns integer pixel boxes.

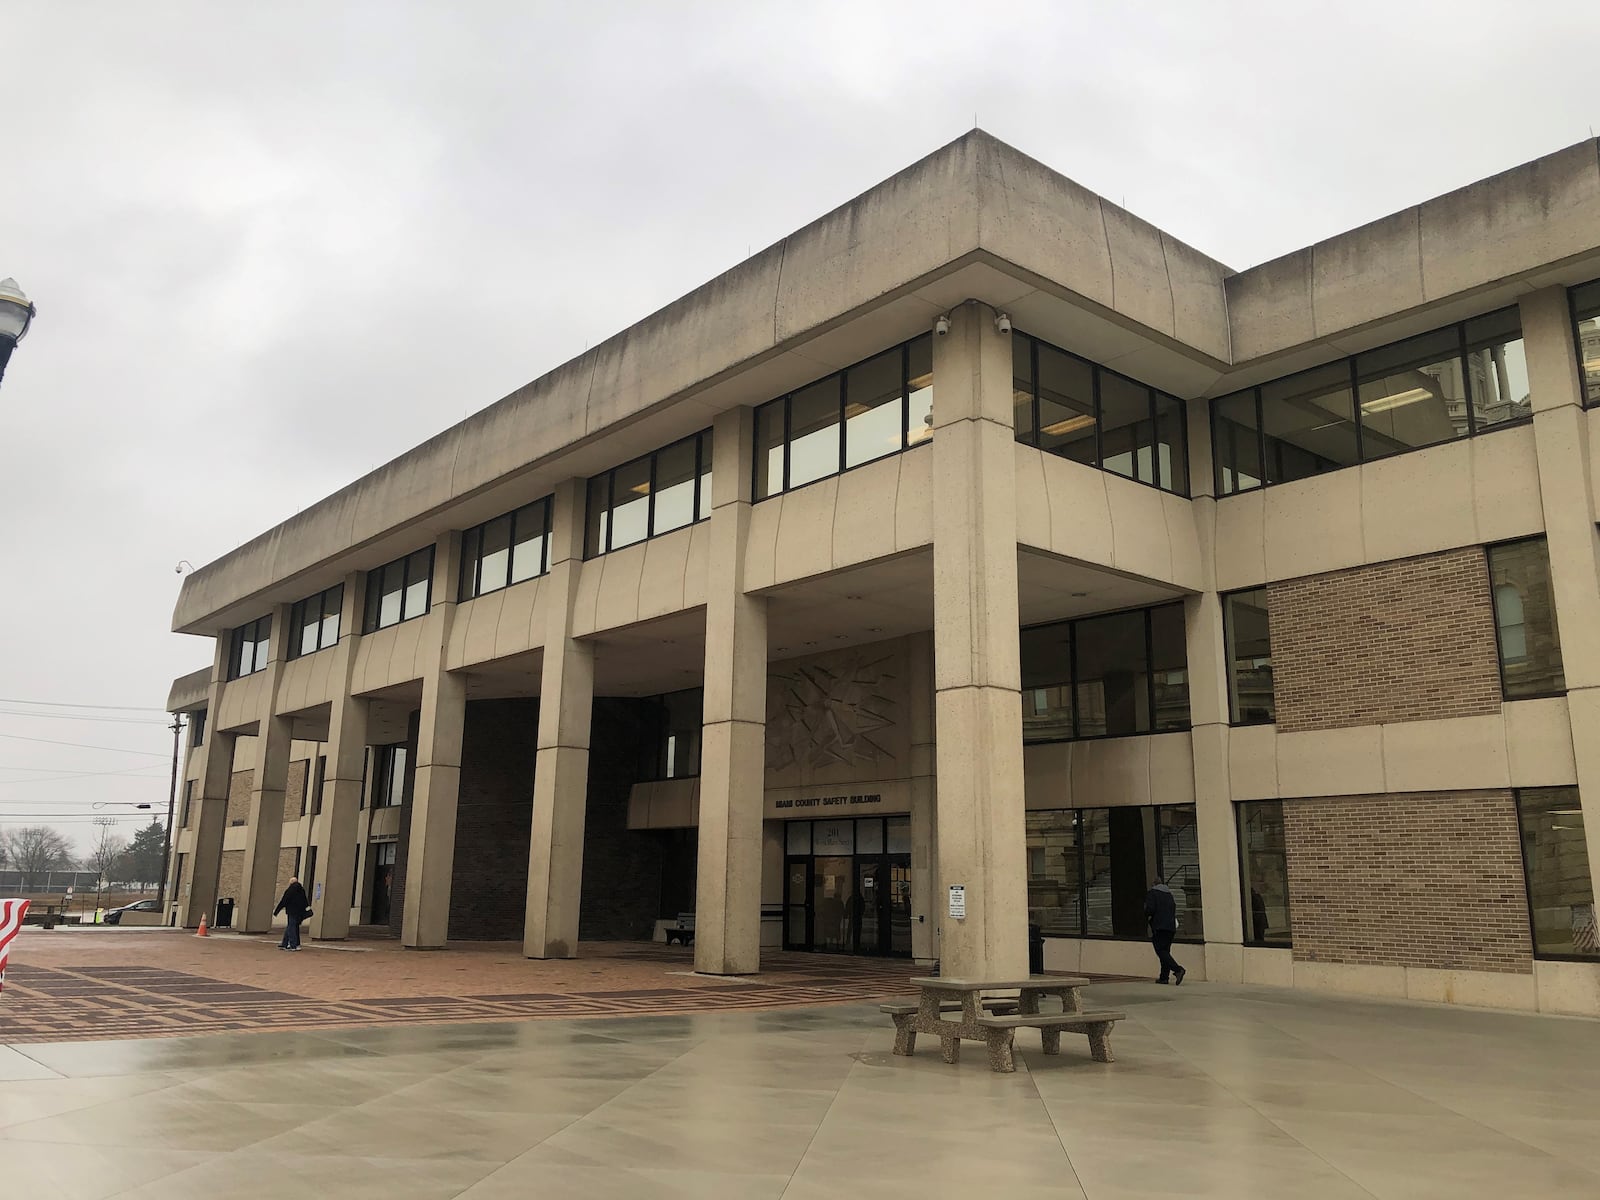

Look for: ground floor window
[1026,803,1202,942]
[784,816,911,957]
[1236,800,1292,947]
[1516,788,1598,959]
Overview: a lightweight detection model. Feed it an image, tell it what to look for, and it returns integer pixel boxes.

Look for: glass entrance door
[782,817,914,957]
[784,858,811,951]
[812,856,854,952]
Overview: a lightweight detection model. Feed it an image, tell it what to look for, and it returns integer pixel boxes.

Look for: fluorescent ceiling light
[1360,386,1433,414]
[629,482,651,495]
[844,402,872,418]
[1041,414,1096,436]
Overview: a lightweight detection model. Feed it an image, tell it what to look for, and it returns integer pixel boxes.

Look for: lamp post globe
[0,277,37,387]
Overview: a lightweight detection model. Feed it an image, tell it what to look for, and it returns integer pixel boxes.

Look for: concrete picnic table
[881,975,1091,1067]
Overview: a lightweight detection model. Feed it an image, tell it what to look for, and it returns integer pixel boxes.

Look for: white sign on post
[947,884,966,920]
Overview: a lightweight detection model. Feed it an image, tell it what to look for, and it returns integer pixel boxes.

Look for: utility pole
[92,817,116,920]
[156,713,184,913]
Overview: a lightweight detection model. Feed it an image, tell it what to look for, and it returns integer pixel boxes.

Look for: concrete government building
[165,131,1600,1016]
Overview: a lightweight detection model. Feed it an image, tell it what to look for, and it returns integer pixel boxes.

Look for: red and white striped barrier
[0,899,30,995]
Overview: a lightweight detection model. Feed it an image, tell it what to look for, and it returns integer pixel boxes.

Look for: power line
[0,708,171,726]
[0,732,170,758]
[0,696,170,712]
[0,765,170,783]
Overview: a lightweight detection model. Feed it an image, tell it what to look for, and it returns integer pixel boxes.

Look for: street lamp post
[0,278,37,386]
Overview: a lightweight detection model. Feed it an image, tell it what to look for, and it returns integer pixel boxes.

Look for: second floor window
[585,431,712,557]
[228,616,271,679]
[1488,538,1564,699]
[289,584,343,659]
[363,547,434,633]
[460,497,552,600]
[1224,589,1274,725]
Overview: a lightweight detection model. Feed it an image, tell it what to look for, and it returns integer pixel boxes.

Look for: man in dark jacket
[273,877,310,951]
[1143,880,1185,985]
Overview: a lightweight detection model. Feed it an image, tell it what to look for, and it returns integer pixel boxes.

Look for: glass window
[755,400,784,499]
[1212,389,1262,495]
[1464,308,1531,431]
[1224,589,1274,724]
[1019,622,1074,742]
[1237,801,1291,946]
[1081,807,1159,938]
[813,819,853,854]
[402,549,432,620]
[1158,805,1203,939]
[1489,539,1564,698]
[510,501,549,584]
[1026,809,1081,937]
[373,560,402,629]
[788,377,841,489]
[644,688,702,780]
[189,709,206,748]
[1073,611,1149,738]
[1572,279,1600,408]
[845,348,904,469]
[1154,392,1187,494]
[1516,788,1598,959]
[856,818,883,855]
[906,336,934,447]
[319,587,342,648]
[786,821,811,855]
[376,745,408,808]
[477,514,512,594]
[1262,362,1360,483]
[1356,327,1466,458]
[229,616,270,679]
[1099,372,1152,482]
[1149,604,1190,731]
[289,585,342,659]
[886,816,911,854]
[1036,342,1096,465]
[697,438,713,522]
[585,474,609,558]
[364,549,431,633]
[609,456,651,550]
[651,437,698,536]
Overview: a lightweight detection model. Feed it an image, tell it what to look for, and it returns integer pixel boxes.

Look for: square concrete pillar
[525,478,596,959]
[696,408,770,975]
[309,693,369,941]
[182,729,237,930]
[401,667,467,948]
[236,712,293,932]
[929,305,1028,980]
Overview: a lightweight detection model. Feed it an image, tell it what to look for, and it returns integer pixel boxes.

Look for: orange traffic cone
[195,916,208,938]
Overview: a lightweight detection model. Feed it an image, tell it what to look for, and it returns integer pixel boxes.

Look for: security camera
[934,315,951,337]
[994,313,1012,335]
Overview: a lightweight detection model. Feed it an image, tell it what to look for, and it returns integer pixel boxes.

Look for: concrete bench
[879,996,1019,1042]
[664,913,695,946]
[974,1011,1126,1073]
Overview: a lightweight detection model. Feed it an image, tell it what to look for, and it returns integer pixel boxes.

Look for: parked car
[103,898,161,925]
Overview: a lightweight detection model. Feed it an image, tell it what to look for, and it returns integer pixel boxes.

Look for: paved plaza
[3,959,1598,1198]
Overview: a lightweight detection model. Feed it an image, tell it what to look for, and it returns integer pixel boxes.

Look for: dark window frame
[1211,305,1532,497]
[1012,330,1190,497]
[1486,535,1566,702]
[372,744,408,809]
[1019,601,1191,744]
[362,546,435,633]
[585,430,713,557]
[1514,786,1599,963]
[180,779,194,828]
[189,709,206,749]
[459,496,554,601]
[1222,587,1276,727]
[1569,278,1600,410]
[287,584,344,660]
[1235,799,1292,948]
[1026,802,1204,944]
[638,687,705,782]
[752,334,934,502]
[227,616,271,680]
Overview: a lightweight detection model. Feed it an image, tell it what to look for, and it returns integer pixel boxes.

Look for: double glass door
[783,816,912,957]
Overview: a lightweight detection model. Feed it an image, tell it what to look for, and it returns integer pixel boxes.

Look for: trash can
[215,897,235,929]
[1028,922,1045,974]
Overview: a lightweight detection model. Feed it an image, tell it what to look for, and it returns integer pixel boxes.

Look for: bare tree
[87,826,128,885]
[0,826,74,889]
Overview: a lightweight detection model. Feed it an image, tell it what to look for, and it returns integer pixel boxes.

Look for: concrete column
[930,304,1028,981]
[179,636,235,929]
[1520,287,1600,885]
[310,574,369,941]
[400,534,466,949]
[1183,397,1245,981]
[695,407,769,975]
[525,478,596,959]
[907,631,940,963]
[236,714,293,931]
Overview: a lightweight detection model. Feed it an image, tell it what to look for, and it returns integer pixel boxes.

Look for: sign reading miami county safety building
[765,780,910,819]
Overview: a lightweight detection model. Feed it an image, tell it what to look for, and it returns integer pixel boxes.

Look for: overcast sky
[0,1,1594,856]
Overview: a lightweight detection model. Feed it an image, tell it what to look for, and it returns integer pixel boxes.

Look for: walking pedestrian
[273,877,311,951]
[1143,879,1185,985]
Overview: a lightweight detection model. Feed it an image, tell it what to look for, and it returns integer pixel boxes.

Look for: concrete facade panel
[892,448,934,553]
[1261,472,1363,583]
[1311,209,1424,337]
[1039,454,1115,567]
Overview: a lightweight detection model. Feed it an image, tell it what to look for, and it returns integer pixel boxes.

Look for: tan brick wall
[1268,547,1500,733]
[217,849,243,905]
[1283,791,1532,973]
[284,759,309,824]
[226,769,252,826]
[276,847,300,901]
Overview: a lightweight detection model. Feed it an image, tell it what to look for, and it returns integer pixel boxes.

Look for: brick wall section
[1283,791,1532,973]
[226,770,251,826]
[1268,547,1501,733]
[579,698,665,941]
[217,850,243,915]
[284,759,309,823]
[449,699,538,940]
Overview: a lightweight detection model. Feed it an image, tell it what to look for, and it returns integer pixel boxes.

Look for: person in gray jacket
[1143,880,1186,985]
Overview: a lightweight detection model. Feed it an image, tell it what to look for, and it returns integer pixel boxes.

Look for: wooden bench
[663,913,695,946]
[975,1011,1125,1072]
